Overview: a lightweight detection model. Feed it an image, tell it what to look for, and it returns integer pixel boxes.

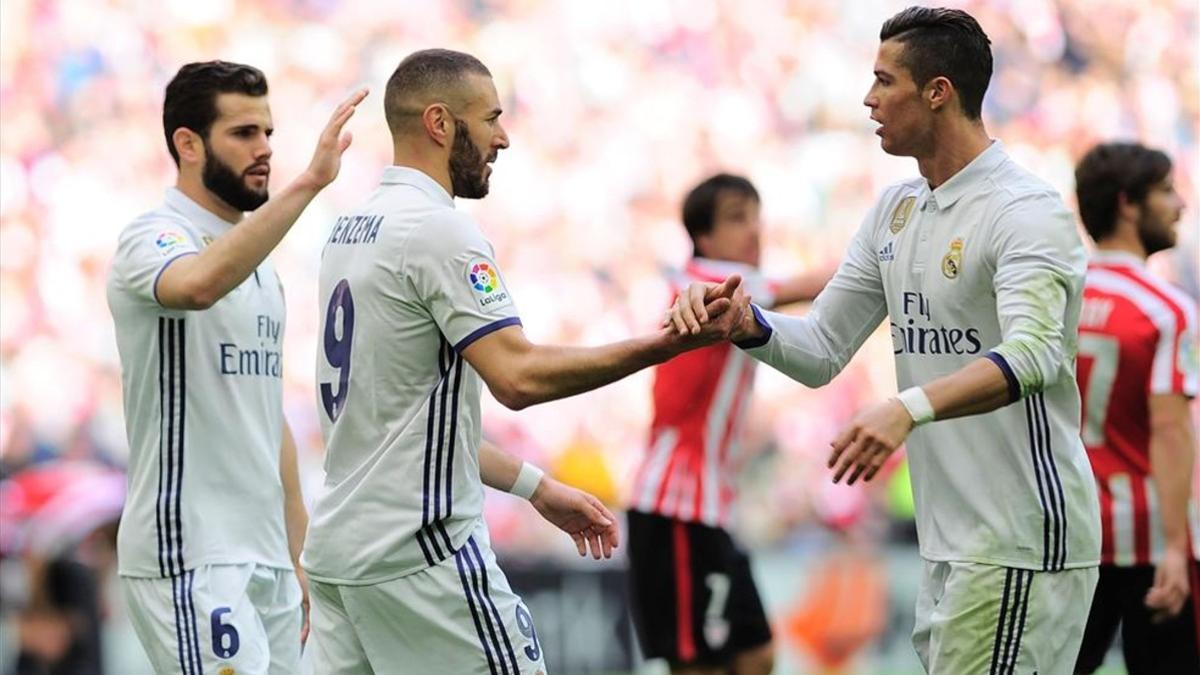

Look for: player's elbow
[488,377,538,411]
[158,279,220,310]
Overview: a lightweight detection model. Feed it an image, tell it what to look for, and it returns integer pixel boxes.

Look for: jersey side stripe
[1024,396,1053,571]
[468,537,520,675]
[156,317,167,577]
[170,573,194,675]
[163,318,179,577]
[1039,394,1068,570]
[174,318,187,573]
[444,353,464,518]
[989,567,1014,674]
[454,548,500,675]
[185,569,202,674]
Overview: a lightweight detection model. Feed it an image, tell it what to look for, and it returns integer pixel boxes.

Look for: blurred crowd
[1,0,1197,671]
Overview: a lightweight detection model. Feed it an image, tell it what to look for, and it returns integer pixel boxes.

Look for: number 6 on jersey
[321,279,355,421]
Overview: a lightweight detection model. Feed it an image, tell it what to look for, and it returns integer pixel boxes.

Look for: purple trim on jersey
[185,569,201,672]
[152,251,198,307]
[454,317,522,353]
[455,547,501,674]
[445,355,464,518]
[985,351,1020,403]
[467,537,520,673]
[733,304,772,349]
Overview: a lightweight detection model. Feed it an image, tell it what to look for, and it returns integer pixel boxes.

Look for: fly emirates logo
[219,314,283,378]
[891,292,982,356]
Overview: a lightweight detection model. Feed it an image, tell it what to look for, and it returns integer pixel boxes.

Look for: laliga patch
[466,258,512,312]
[154,229,190,258]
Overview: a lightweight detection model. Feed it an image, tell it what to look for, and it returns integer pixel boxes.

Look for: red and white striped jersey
[1077,250,1199,566]
[629,258,777,528]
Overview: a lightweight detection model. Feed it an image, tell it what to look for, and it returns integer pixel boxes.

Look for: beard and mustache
[448,119,493,199]
[202,138,270,212]
[200,119,492,208]
[1137,207,1178,256]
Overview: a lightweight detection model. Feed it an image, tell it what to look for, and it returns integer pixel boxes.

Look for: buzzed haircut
[682,173,760,257]
[384,49,492,135]
[880,7,993,120]
[162,61,268,166]
[1075,142,1173,244]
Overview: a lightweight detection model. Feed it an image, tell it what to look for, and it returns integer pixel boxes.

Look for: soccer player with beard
[1072,143,1199,674]
[106,61,365,674]
[302,49,744,674]
[668,8,1103,673]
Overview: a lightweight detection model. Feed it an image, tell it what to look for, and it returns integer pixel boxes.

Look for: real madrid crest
[941,238,964,279]
[889,196,917,234]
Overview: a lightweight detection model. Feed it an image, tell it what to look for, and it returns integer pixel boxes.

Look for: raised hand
[530,477,620,560]
[301,87,369,190]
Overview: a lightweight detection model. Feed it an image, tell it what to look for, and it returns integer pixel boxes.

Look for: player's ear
[1116,191,1139,222]
[927,76,952,111]
[173,127,204,166]
[422,104,453,148]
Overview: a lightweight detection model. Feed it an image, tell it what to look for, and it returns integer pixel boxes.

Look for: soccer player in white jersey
[627,173,829,675]
[1071,143,1199,673]
[302,49,744,675]
[669,8,1103,673]
[106,61,366,674]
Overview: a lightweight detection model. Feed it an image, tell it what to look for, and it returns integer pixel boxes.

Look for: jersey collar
[163,187,238,236]
[381,166,455,208]
[926,140,1006,211]
[1089,249,1146,268]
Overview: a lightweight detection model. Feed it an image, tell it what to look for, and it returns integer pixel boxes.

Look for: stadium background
[0,0,1196,672]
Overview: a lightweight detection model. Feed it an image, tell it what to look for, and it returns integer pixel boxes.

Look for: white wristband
[896,386,935,427]
[509,462,545,500]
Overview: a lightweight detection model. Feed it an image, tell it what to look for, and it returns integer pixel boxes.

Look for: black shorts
[625,510,772,667]
[1074,563,1200,674]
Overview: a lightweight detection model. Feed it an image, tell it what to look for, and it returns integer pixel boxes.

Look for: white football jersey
[107,188,290,578]
[303,167,521,585]
[741,142,1102,571]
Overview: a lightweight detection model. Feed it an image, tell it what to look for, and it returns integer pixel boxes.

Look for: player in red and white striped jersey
[1073,143,1200,674]
[626,174,829,675]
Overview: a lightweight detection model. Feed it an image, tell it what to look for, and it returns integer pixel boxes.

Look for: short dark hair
[682,174,760,257]
[879,7,992,119]
[1075,142,1172,243]
[162,61,268,166]
[384,49,492,136]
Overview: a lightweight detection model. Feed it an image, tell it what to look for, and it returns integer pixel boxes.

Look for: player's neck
[175,174,243,224]
[916,120,991,189]
[392,146,454,200]
[1094,233,1148,262]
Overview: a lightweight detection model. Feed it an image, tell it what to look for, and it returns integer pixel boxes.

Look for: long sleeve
[738,203,888,386]
[986,195,1086,399]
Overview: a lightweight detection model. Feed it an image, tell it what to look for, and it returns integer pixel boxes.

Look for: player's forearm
[1149,419,1197,552]
[478,440,524,492]
[739,307,850,387]
[772,269,833,306]
[279,421,308,565]
[158,179,321,309]
[503,335,676,410]
[920,357,1014,420]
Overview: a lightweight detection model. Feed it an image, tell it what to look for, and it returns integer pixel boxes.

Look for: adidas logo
[878,240,895,262]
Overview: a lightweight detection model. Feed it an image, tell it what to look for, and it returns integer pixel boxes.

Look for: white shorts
[912,560,1098,674]
[309,522,546,675]
[122,564,302,675]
